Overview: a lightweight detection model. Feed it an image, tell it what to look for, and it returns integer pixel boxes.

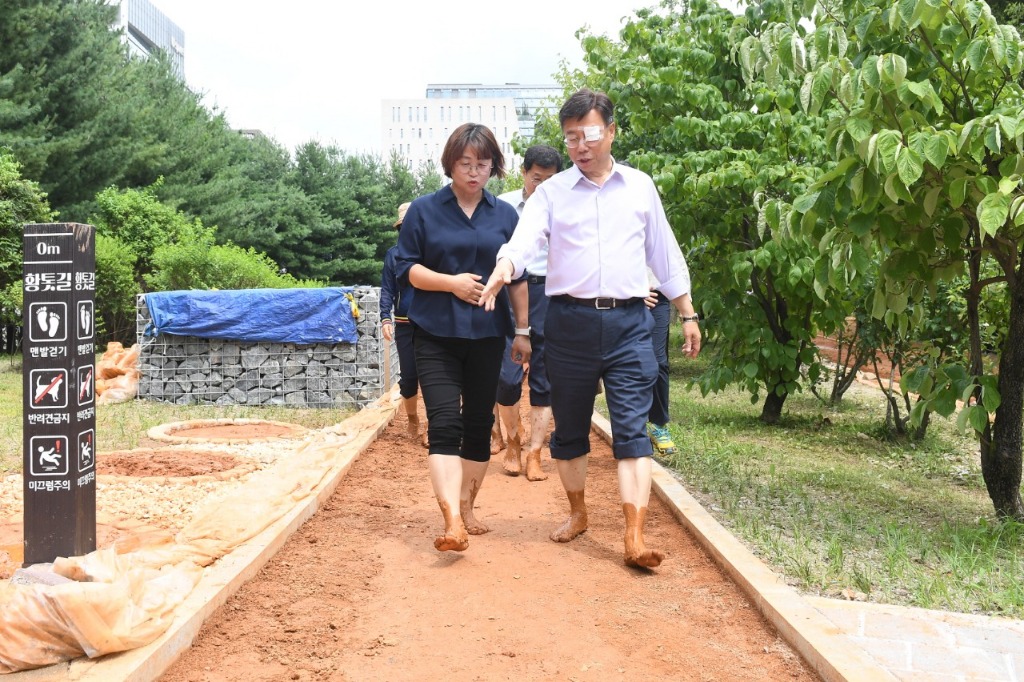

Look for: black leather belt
[526,274,546,284]
[555,295,641,309]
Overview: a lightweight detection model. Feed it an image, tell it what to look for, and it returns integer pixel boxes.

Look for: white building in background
[113,0,185,79]
[382,83,562,176]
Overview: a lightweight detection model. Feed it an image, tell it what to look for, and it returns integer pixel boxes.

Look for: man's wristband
[514,327,531,336]
[680,315,700,323]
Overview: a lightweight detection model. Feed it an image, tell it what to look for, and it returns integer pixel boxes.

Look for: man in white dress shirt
[480,89,701,568]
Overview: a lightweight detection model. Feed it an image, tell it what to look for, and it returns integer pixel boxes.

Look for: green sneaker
[647,422,677,456]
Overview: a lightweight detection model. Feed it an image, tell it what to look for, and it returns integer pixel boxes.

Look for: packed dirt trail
[162,396,817,682]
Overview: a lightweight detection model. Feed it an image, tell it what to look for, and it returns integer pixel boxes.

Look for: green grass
[0,354,354,473]
[599,333,1024,618]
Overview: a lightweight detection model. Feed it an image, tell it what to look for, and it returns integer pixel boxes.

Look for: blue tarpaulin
[144,288,360,344]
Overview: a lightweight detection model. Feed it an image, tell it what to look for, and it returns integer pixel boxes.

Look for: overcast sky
[152,1,648,155]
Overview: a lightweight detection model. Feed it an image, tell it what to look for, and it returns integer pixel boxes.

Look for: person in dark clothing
[380,202,428,447]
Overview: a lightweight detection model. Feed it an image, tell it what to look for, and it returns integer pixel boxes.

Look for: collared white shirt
[497,187,548,277]
[497,161,691,300]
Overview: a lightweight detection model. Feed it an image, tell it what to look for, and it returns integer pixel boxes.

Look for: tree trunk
[985,273,1024,520]
[760,388,787,424]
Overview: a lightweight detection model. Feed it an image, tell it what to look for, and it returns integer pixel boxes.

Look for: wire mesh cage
[136,287,399,409]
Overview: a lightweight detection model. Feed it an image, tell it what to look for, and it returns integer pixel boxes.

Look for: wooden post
[21,223,96,565]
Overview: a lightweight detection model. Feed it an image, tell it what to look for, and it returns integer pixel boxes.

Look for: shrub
[145,237,320,291]
[95,234,140,344]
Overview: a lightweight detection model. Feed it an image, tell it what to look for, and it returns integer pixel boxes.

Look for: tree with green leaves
[743,0,1024,518]
[0,150,54,332]
[570,0,839,423]
[290,143,442,285]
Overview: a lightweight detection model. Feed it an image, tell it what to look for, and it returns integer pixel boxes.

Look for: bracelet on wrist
[514,326,531,336]
[680,315,699,323]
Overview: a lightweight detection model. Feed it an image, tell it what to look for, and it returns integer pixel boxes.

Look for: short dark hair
[439,123,506,179]
[522,144,562,172]
[559,89,614,126]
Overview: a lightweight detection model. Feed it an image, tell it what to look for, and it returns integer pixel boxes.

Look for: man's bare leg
[499,403,523,475]
[428,454,468,551]
[490,405,505,455]
[460,459,490,535]
[524,405,551,481]
[550,455,588,542]
[618,457,664,567]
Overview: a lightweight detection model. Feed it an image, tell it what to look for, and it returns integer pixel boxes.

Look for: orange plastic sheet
[0,405,386,673]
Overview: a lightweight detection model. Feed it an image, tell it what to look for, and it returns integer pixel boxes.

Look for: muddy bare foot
[502,438,521,476]
[623,504,663,568]
[434,531,469,552]
[407,416,422,446]
[550,510,588,542]
[624,548,665,568]
[436,499,469,551]
[525,448,548,481]
[460,499,490,535]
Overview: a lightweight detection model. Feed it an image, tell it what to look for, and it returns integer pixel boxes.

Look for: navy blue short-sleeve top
[395,184,518,339]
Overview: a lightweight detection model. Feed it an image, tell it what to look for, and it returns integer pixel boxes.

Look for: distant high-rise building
[381,83,562,176]
[114,0,185,79]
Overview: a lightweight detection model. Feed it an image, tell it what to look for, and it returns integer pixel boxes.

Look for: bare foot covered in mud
[435,499,469,551]
[460,499,490,535]
[434,531,469,552]
[490,421,504,455]
[550,507,588,543]
[525,448,548,481]
[502,442,521,476]
[623,504,664,568]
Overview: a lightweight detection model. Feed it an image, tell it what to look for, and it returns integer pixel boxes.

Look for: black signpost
[22,223,96,565]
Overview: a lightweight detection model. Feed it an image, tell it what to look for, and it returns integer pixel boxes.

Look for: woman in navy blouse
[396,123,529,552]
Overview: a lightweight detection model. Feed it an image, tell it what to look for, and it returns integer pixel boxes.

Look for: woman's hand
[450,273,484,304]
[381,320,393,342]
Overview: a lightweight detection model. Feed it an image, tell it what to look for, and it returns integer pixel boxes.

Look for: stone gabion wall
[136,287,399,409]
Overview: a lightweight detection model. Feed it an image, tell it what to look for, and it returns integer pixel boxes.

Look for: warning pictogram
[30,435,69,476]
[29,369,68,409]
[28,302,67,343]
[77,364,94,405]
[78,430,94,472]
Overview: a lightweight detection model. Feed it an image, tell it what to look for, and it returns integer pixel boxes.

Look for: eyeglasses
[563,125,606,148]
[456,161,493,174]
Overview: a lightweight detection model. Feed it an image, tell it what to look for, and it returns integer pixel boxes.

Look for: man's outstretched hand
[478,258,515,311]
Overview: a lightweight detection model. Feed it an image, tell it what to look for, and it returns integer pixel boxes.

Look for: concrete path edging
[589,411,896,682]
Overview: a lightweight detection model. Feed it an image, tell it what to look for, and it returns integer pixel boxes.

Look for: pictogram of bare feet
[460,499,490,535]
[47,311,60,337]
[36,306,48,334]
[623,504,664,568]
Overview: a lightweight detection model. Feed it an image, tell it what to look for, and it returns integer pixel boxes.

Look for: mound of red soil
[98,450,241,478]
